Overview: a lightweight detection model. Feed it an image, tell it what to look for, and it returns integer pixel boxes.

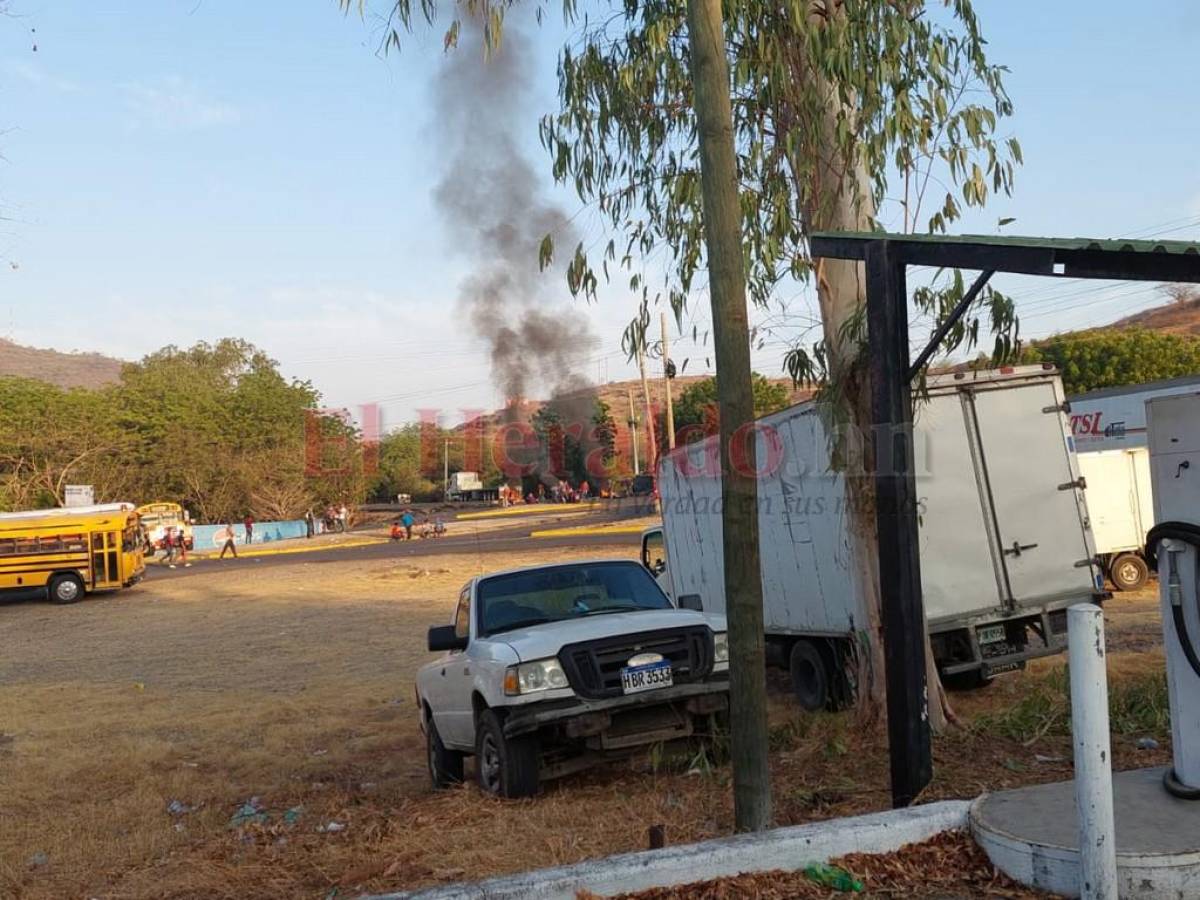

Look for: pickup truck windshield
[477,562,672,636]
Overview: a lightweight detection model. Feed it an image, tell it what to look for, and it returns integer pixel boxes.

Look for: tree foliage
[592,398,618,465]
[0,339,363,520]
[1021,328,1200,396]
[670,373,791,443]
[537,0,1021,374]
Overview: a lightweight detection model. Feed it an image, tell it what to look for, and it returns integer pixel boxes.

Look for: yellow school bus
[136,501,194,550]
[0,503,146,604]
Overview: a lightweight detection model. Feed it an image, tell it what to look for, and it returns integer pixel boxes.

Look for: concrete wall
[192,519,308,548]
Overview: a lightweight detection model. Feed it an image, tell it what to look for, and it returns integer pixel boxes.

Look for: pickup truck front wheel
[426,716,464,789]
[475,709,539,798]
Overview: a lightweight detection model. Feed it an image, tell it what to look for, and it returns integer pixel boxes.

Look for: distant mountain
[0,338,124,389]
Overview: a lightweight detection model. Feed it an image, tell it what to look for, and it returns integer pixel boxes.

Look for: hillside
[1111,291,1200,336]
[457,374,813,433]
[0,337,124,389]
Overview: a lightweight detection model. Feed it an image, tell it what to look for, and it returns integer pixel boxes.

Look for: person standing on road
[163,527,178,568]
[177,530,191,567]
[401,509,415,541]
[305,508,315,538]
[338,503,349,533]
[219,523,238,559]
[243,514,255,545]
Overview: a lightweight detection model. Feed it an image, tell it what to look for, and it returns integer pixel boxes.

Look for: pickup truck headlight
[713,631,729,670]
[504,658,570,696]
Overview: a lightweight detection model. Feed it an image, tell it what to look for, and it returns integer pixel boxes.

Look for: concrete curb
[457,504,598,521]
[367,800,969,899]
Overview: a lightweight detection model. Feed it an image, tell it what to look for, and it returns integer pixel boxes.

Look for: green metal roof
[811,231,1200,255]
[809,231,1200,282]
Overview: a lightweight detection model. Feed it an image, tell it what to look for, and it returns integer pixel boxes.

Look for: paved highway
[144,498,657,583]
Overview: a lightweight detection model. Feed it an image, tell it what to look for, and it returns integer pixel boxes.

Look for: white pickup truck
[416,559,730,797]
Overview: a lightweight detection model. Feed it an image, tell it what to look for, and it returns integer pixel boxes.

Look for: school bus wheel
[49,573,85,605]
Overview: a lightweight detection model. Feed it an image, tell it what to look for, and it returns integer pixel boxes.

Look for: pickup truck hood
[497,609,726,662]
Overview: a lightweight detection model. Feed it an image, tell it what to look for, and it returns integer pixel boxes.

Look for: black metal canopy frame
[809,231,1200,808]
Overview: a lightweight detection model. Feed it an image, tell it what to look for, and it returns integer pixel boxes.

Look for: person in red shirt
[243,514,255,545]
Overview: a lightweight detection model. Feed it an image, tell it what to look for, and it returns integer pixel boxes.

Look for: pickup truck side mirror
[678,594,703,611]
[428,624,468,652]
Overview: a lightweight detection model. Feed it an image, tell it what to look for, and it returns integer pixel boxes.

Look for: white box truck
[1067,376,1200,591]
[641,366,1104,708]
[1069,374,1200,453]
[1075,448,1155,591]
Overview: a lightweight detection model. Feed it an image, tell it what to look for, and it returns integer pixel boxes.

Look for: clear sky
[1,1,1198,429]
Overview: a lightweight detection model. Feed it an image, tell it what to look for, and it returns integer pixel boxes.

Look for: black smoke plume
[432,18,596,405]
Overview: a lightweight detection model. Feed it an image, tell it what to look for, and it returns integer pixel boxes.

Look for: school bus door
[90,530,122,589]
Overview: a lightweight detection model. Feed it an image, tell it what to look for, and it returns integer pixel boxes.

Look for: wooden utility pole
[684,0,771,831]
[627,387,641,474]
[637,346,658,469]
[661,311,676,450]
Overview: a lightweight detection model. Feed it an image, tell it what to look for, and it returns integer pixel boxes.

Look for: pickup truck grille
[558,627,714,700]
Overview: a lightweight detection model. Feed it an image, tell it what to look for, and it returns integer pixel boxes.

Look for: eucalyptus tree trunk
[787,50,953,735]
[685,0,772,831]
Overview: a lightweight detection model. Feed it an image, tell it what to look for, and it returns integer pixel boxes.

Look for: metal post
[1067,602,1118,900]
[865,239,932,808]
[443,438,450,499]
[661,311,676,450]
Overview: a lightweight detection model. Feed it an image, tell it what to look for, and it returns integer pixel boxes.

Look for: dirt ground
[0,550,1170,899]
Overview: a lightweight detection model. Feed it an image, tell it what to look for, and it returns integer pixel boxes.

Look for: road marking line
[457,503,599,521]
[529,523,650,538]
[190,536,386,560]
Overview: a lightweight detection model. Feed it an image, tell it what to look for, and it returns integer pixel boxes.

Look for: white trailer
[1068,376,1200,591]
[446,471,486,502]
[642,366,1103,708]
[1069,374,1200,453]
[1075,447,1155,590]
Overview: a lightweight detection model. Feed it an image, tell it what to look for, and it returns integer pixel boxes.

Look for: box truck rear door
[917,391,1004,620]
[969,382,1095,605]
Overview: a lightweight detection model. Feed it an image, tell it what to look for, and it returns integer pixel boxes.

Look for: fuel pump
[1145,393,1200,798]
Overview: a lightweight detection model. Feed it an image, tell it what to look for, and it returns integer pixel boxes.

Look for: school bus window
[0,538,14,555]
[62,534,86,551]
[39,535,64,552]
[92,534,104,550]
[15,538,38,554]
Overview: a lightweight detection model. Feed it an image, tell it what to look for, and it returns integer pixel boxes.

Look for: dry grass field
[0,547,1171,899]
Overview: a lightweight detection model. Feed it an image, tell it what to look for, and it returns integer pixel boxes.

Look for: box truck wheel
[1109,553,1149,592]
[789,640,830,712]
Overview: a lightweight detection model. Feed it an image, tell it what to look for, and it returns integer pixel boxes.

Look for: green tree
[530,403,585,485]
[591,399,618,466]
[115,338,343,522]
[1022,329,1200,395]
[673,374,791,438]
[0,378,135,509]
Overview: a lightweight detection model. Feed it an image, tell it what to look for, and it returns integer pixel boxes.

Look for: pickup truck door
[433,586,477,750]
